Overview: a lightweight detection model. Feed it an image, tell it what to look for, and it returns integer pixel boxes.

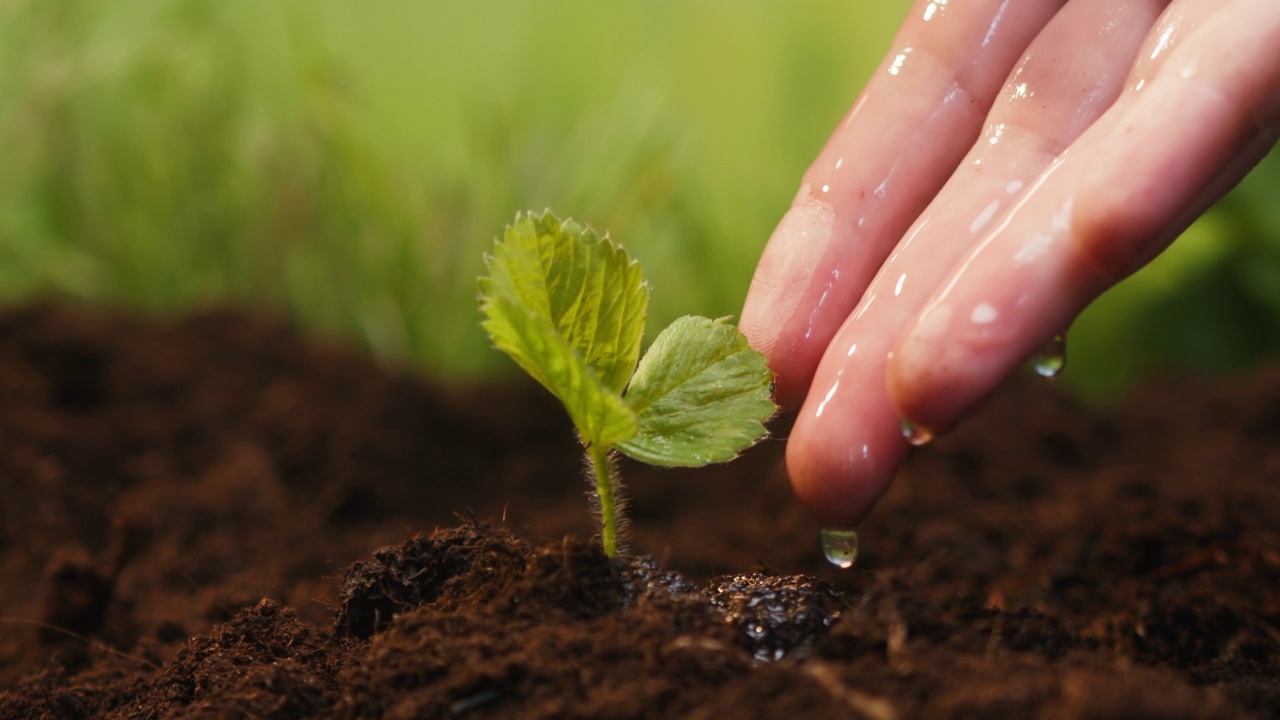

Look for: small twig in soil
[1146,546,1229,582]
[449,687,504,716]
[804,661,898,720]
[985,611,1005,663]
[0,618,160,670]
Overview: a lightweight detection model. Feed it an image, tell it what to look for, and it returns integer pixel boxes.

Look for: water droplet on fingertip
[900,417,934,446]
[1031,332,1067,378]
[820,528,859,569]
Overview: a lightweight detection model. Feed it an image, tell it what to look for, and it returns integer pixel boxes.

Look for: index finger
[741,0,1066,410]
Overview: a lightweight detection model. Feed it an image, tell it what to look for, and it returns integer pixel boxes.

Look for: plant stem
[587,443,620,557]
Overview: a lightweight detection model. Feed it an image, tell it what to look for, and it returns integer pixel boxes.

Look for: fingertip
[737,318,806,413]
[784,398,906,528]
[885,298,1015,439]
[1070,152,1181,282]
[740,196,840,411]
[885,301,961,436]
[786,436,890,530]
[884,333,957,441]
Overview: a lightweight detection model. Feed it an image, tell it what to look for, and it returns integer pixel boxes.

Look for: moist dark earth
[0,303,1278,719]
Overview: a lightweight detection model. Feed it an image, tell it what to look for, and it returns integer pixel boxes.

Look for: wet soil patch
[0,303,1278,718]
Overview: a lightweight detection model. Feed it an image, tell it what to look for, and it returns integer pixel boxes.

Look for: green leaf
[479,211,646,446]
[481,210,648,394]
[617,316,775,466]
[482,294,637,446]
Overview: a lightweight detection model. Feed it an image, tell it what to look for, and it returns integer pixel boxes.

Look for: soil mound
[0,304,1277,718]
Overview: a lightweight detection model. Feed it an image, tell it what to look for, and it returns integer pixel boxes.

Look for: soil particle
[0,303,1279,718]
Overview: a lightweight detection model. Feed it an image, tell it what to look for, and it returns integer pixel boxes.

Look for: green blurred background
[1,0,1278,398]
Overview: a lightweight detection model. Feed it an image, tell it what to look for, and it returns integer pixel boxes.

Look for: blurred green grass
[0,0,1277,397]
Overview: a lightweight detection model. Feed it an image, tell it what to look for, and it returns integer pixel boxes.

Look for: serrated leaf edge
[616,315,775,467]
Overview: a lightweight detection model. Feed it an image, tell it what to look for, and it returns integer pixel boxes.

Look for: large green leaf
[479,211,645,446]
[481,294,637,446]
[617,316,775,466]
[481,210,648,394]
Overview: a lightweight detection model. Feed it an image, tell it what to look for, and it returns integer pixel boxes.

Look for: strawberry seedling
[479,211,776,557]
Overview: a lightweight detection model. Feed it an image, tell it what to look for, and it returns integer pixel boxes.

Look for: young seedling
[479,210,776,557]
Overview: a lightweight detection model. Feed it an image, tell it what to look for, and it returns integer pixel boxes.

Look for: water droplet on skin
[815,380,839,418]
[855,293,877,320]
[888,49,912,76]
[981,0,1009,48]
[900,417,934,446]
[820,528,859,569]
[969,199,1000,234]
[1150,25,1175,62]
[803,269,840,340]
[1052,196,1074,232]
[1014,232,1052,265]
[970,302,998,325]
[1031,332,1067,378]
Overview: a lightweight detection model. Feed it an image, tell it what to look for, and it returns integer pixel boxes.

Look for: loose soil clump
[0,303,1278,718]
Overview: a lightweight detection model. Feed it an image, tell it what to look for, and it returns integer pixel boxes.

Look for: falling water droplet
[1031,332,1067,378]
[900,417,934,446]
[821,528,859,569]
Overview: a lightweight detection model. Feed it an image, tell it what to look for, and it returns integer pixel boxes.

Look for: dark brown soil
[0,302,1278,719]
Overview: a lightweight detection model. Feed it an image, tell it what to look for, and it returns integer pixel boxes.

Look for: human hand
[741,0,1280,529]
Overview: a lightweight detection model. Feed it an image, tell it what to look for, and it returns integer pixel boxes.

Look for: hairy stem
[587,443,620,557]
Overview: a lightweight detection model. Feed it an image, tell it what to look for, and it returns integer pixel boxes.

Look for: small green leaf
[479,211,645,447]
[481,211,648,394]
[617,316,775,466]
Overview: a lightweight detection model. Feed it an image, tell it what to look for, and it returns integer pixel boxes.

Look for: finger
[888,0,1280,436]
[1076,0,1280,278]
[785,0,1169,527]
[741,0,1065,411]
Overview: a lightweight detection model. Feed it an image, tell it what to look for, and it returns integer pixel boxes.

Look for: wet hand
[740,0,1280,528]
